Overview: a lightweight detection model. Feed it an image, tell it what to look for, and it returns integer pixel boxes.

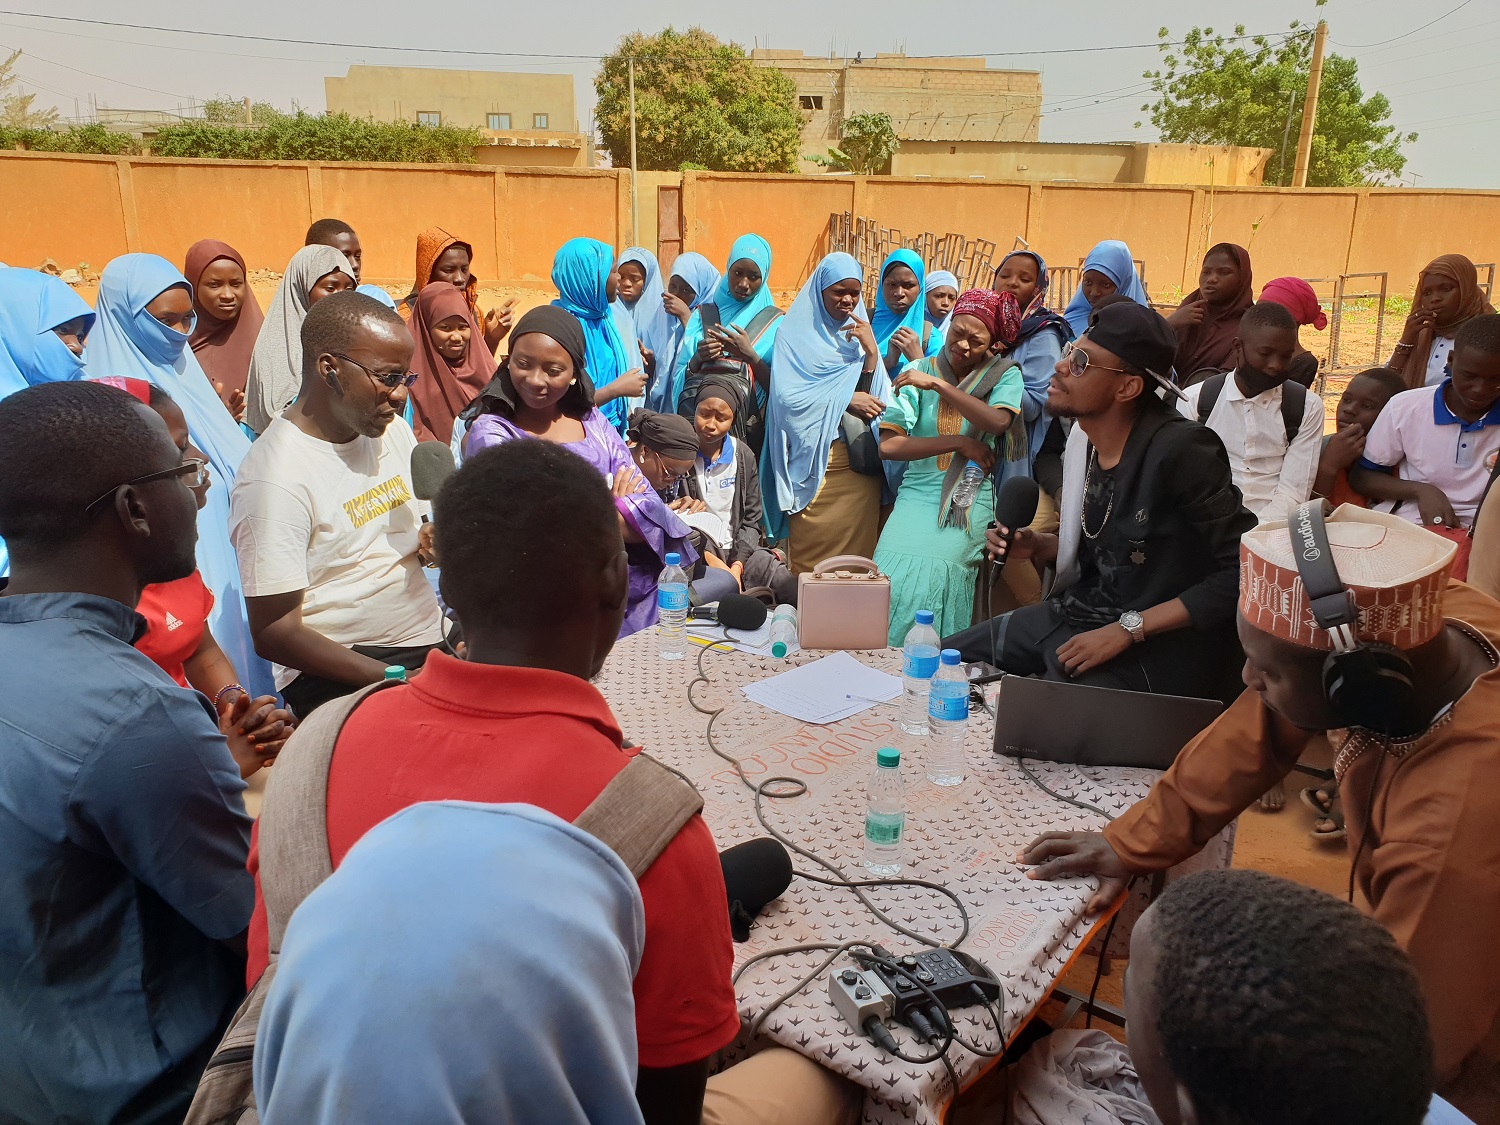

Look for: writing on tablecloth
[968,906,1046,959]
[709,714,897,790]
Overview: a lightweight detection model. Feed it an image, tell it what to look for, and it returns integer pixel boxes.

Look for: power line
[0,10,1293,63]
[1332,0,1475,49]
[0,39,193,100]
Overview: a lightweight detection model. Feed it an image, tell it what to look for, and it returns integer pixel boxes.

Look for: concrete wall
[3,152,1495,303]
[889,141,1270,186]
[471,137,589,169]
[325,65,577,133]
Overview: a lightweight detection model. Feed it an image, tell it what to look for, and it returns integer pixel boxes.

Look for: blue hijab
[552,238,638,431]
[1062,240,1150,335]
[872,248,941,366]
[256,801,646,1125]
[666,234,781,414]
[87,254,274,699]
[765,253,886,526]
[0,268,94,574]
[924,268,959,343]
[644,252,720,413]
[614,247,673,364]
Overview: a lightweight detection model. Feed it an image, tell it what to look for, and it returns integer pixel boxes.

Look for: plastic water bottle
[927,648,968,786]
[768,605,798,658]
[899,609,941,735]
[949,461,986,512]
[656,552,690,660]
[863,747,905,876]
[383,665,408,683]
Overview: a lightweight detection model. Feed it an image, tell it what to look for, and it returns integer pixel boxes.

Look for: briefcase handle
[810,555,883,580]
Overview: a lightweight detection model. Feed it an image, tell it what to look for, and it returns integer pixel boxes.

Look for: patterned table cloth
[595,637,1232,1125]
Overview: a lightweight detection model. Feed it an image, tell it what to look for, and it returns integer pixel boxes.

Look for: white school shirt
[1423,335,1456,387]
[1179,372,1325,525]
[228,414,444,688]
[694,434,738,547]
[1359,381,1500,528]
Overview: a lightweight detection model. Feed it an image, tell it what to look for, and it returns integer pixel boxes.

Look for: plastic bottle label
[865,809,904,845]
[929,680,969,722]
[657,586,689,612]
[903,651,939,679]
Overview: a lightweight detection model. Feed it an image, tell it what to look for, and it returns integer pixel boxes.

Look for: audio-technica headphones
[1287,501,1419,736]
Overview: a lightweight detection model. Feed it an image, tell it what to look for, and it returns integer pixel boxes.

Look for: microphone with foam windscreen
[688,593,769,631]
[719,837,794,942]
[988,476,1041,564]
[410,441,457,503]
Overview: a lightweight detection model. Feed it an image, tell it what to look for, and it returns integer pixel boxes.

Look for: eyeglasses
[333,353,419,390]
[84,458,208,514]
[648,448,694,483]
[1062,340,1133,379]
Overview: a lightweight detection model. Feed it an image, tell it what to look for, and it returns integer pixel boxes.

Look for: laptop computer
[990,676,1224,771]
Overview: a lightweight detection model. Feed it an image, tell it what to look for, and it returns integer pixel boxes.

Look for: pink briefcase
[797,555,892,651]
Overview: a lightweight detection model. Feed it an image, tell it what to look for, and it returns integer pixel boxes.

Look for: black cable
[1082,887,1129,1029]
[1014,757,1117,821]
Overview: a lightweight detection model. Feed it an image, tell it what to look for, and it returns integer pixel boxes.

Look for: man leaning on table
[1020,504,1500,1122]
[243,438,862,1125]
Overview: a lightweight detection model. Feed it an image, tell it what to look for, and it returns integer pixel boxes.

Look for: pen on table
[845,693,891,703]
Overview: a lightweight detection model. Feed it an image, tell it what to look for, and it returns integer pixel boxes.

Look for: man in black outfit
[946,300,1255,704]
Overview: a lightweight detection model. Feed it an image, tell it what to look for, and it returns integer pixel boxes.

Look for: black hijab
[626,408,700,460]
[466,306,595,422]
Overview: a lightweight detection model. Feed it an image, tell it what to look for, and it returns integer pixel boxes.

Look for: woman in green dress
[874,288,1026,644]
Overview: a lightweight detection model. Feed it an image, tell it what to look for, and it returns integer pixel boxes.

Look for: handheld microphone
[988,476,1041,562]
[410,441,457,503]
[719,837,793,941]
[688,593,769,632]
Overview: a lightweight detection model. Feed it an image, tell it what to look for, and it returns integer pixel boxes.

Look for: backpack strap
[1281,380,1308,445]
[572,753,703,879]
[260,679,402,955]
[742,305,783,344]
[1195,371,1228,425]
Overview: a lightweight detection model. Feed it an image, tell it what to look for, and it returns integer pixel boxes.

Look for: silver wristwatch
[1118,610,1146,644]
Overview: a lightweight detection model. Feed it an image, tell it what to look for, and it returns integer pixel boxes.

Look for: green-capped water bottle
[863,747,905,876]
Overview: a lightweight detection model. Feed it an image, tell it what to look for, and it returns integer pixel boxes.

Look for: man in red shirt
[246,438,859,1125]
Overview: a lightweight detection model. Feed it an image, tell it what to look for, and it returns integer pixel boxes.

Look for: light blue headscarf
[924,269,959,343]
[1062,240,1150,335]
[644,252,720,413]
[355,283,398,310]
[0,268,95,574]
[665,234,781,416]
[553,238,639,432]
[872,248,941,367]
[765,252,886,530]
[255,801,647,1125]
[614,247,672,363]
[87,254,274,699]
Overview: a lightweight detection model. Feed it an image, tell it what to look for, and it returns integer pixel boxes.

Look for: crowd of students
[1,217,1499,1125]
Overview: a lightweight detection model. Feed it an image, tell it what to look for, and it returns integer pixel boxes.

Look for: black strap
[742,305,782,343]
[1288,501,1358,642]
[1195,372,1227,425]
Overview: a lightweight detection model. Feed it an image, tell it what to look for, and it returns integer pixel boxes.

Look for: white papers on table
[685,618,794,657]
[740,651,902,724]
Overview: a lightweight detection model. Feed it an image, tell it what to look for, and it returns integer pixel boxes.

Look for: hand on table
[1018,831,1131,920]
[1055,624,1132,677]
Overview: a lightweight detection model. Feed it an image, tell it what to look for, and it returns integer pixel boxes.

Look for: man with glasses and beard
[230,291,447,717]
[944,300,1256,705]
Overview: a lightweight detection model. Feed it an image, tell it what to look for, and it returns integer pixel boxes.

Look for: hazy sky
[2,0,1494,187]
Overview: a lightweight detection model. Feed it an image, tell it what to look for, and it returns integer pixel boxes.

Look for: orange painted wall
[3,152,1497,303]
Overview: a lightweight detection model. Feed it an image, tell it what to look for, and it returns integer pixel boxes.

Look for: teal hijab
[552,238,639,431]
[667,234,781,414]
[871,248,941,367]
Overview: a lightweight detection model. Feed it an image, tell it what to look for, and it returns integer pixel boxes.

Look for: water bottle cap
[914,610,934,626]
[771,641,789,658]
[940,648,962,665]
[664,552,681,567]
[383,665,407,681]
[876,747,901,768]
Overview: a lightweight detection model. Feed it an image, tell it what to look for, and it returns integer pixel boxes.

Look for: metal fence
[826,213,996,301]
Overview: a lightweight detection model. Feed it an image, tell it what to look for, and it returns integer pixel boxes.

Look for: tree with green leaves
[0,49,59,130]
[1138,19,1416,186]
[595,28,801,173]
[807,112,900,175]
[200,96,285,127]
[149,111,480,162]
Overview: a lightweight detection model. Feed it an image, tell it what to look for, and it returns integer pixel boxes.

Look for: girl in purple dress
[459,306,695,637]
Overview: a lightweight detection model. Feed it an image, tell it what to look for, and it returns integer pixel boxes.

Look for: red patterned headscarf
[952,288,1022,349]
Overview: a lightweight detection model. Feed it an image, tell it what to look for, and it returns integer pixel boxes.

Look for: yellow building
[890,140,1272,186]
[325,65,590,166]
[751,51,1042,173]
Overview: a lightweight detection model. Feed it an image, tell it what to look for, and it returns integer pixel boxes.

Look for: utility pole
[628,56,639,247]
[1292,20,1328,188]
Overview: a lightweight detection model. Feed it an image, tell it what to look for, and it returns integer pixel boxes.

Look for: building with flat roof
[751,51,1042,173]
[325,65,578,135]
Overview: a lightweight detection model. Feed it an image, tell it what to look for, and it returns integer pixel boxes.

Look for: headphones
[1288,501,1418,736]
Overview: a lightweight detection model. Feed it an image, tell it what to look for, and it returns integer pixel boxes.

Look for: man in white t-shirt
[1179,301,1325,526]
[1350,314,1500,534]
[230,291,446,716]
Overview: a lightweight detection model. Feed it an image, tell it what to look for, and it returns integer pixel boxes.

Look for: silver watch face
[1120,611,1144,632]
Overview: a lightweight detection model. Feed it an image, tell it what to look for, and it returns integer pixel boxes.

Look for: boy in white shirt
[230,292,446,716]
[1179,301,1325,525]
[1350,314,1500,535]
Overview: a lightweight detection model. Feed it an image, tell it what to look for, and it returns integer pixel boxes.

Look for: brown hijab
[1173,242,1255,383]
[405,227,481,324]
[184,239,263,394]
[1396,254,1495,388]
[408,281,496,443]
